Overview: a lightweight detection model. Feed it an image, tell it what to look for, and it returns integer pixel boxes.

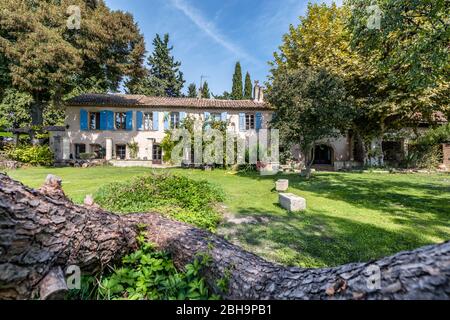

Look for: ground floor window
[90,144,104,159]
[116,144,126,160]
[74,144,86,159]
[153,144,162,164]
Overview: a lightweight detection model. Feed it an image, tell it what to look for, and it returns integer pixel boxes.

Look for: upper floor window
[115,112,127,130]
[245,114,255,130]
[89,112,100,130]
[143,112,153,131]
[170,112,180,129]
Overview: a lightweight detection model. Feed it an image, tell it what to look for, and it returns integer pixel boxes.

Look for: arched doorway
[313,145,333,165]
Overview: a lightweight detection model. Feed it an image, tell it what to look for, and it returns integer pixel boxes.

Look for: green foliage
[0,89,32,129]
[127,141,139,159]
[348,0,449,91]
[268,67,355,169]
[214,91,231,100]
[244,72,252,99]
[0,0,145,125]
[6,144,54,166]
[69,236,219,300]
[231,62,243,100]
[201,81,211,99]
[127,34,185,97]
[95,173,224,231]
[79,153,97,161]
[98,239,218,300]
[187,83,197,98]
[407,124,450,169]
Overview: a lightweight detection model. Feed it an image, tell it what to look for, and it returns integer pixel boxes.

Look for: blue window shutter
[80,109,88,131]
[99,111,107,130]
[153,111,159,131]
[221,112,228,122]
[180,112,186,122]
[126,111,133,131]
[136,111,143,131]
[106,111,114,130]
[164,112,169,130]
[256,112,262,131]
[239,113,246,131]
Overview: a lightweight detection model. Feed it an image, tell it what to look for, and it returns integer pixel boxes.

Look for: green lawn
[5,166,450,268]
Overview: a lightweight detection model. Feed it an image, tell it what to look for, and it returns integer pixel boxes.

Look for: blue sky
[105,0,342,95]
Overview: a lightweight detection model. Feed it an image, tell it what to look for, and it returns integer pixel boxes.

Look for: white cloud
[169,0,258,65]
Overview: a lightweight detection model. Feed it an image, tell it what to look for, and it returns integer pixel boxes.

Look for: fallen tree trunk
[0,173,449,300]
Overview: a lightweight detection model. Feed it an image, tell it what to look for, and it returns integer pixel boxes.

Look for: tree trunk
[0,173,449,300]
[30,94,45,145]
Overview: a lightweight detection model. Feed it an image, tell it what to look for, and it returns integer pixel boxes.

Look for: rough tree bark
[0,173,449,300]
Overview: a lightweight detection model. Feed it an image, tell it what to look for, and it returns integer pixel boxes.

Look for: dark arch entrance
[313,145,333,165]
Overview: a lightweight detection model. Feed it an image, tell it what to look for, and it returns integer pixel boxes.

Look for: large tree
[244,72,252,99]
[268,67,355,178]
[0,0,146,130]
[187,83,197,98]
[231,62,243,100]
[127,34,185,97]
[1,174,449,300]
[347,0,450,128]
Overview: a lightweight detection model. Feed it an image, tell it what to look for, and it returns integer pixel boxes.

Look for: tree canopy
[231,62,243,100]
[187,83,197,98]
[0,0,146,126]
[244,72,252,99]
[268,67,355,176]
[126,34,185,97]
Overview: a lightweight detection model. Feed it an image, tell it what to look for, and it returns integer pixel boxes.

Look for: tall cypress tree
[244,72,252,99]
[187,83,197,98]
[201,81,211,99]
[231,62,243,100]
[128,34,185,97]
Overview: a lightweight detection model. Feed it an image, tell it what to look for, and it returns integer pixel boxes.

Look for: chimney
[253,80,264,102]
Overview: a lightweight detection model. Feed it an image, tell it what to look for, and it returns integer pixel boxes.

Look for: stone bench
[279,193,306,212]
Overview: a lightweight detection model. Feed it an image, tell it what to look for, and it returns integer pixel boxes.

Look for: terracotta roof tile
[66,94,272,110]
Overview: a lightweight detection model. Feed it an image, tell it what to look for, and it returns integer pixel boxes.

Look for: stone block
[275,179,289,192]
[279,193,306,212]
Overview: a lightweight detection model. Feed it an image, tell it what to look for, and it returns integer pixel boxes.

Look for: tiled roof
[66,94,272,110]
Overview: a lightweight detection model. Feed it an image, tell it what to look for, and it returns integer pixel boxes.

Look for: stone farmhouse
[48,84,449,170]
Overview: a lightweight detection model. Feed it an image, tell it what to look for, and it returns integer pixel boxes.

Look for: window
[74,144,86,159]
[90,144,103,159]
[116,145,126,160]
[153,144,162,163]
[89,112,100,130]
[115,112,127,130]
[143,112,153,131]
[211,113,221,121]
[170,112,180,129]
[245,114,255,130]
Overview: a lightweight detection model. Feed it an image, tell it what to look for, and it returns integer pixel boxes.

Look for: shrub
[6,144,54,166]
[79,152,97,160]
[407,124,450,169]
[68,235,219,300]
[95,173,224,232]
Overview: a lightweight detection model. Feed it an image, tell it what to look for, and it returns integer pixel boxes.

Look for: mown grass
[5,166,450,268]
